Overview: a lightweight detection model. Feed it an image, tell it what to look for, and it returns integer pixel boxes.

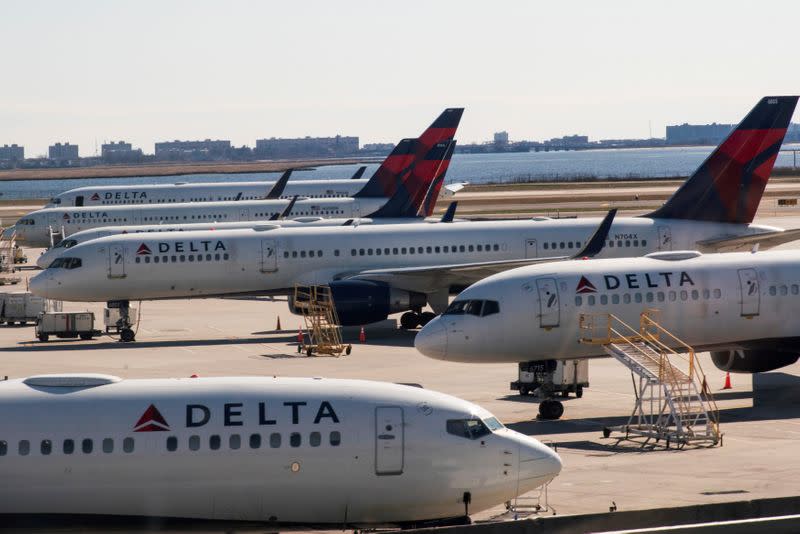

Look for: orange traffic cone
[275,316,282,331]
[297,329,304,343]
[359,326,366,343]
[722,372,732,390]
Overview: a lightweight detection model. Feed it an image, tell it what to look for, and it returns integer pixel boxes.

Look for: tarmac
[2,204,800,529]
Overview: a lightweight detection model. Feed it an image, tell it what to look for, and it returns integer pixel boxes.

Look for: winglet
[271,195,298,221]
[440,201,458,223]
[573,209,617,258]
[350,166,367,179]
[266,169,292,199]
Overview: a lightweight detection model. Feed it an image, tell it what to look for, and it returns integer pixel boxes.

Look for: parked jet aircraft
[15,134,458,248]
[30,211,615,341]
[35,197,461,270]
[415,249,800,417]
[0,374,561,527]
[45,108,464,208]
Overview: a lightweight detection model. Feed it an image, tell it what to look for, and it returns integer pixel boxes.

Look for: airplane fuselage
[0,375,560,525]
[416,250,800,363]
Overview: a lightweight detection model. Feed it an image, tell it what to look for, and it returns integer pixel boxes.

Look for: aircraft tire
[538,400,564,420]
[519,385,530,396]
[419,312,437,327]
[120,328,136,343]
[400,312,420,330]
[576,386,584,398]
[38,334,48,342]
[79,333,93,340]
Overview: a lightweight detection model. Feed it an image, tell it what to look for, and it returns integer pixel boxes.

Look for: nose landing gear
[108,300,136,342]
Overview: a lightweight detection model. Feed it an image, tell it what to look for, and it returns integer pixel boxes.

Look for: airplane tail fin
[646,96,798,224]
[350,166,367,179]
[354,108,463,199]
[415,140,457,217]
[266,169,292,199]
[365,139,455,219]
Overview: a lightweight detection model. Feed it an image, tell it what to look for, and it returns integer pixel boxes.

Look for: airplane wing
[270,195,298,221]
[266,169,292,199]
[696,229,800,252]
[344,209,617,293]
[350,166,367,179]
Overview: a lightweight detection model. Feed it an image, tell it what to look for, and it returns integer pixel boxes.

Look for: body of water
[2,144,799,200]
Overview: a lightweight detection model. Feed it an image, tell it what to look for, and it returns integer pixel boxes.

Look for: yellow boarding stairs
[579,310,721,449]
[0,228,21,286]
[293,285,351,357]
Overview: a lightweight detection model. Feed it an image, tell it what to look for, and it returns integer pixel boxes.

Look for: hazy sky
[2,0,799,157]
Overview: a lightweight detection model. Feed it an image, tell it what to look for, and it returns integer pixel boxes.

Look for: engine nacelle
[710,350,800,374]
[328,280,426,326]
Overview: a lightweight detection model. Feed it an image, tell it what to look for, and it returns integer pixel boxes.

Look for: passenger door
[737,268,760,317]
[239,208,250,222]
[108,245,126,278]
[657,227,672,251]
[375,407,404,476]
[260,239,277,273]
[535,277,560,328]
[75,195,84,207]
[525,238,538,258]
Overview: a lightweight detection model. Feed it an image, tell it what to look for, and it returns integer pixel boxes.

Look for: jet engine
[326,280,427,326]
[710,350,800,374]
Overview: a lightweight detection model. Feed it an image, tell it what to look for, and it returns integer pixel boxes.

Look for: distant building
[0,144,24,161]
[154,139,231,161]
[361,142,395,155]
[101,140,143,163]
[547,134,589,147]
[493,131,509,146]
[48,142,79,161]
[666,123,734,145]
[255,136,359,159]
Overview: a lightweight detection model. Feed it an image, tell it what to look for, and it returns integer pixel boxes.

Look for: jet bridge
[579,310,722,449]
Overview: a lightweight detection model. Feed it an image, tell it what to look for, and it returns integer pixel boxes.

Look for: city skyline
[2,0,799,156]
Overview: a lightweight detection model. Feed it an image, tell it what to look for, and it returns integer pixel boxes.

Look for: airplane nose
[28,272,51,298]
[414,317,448,360]
[519,437,562,486]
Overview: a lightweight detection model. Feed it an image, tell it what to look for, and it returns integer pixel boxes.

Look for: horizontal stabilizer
[696,228,800,252]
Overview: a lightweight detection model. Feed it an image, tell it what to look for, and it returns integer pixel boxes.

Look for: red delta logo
[62,213,70,220]
[133,404,170,432]
[576,276,597,294]
[136,243,152,255]
[90,193,101,201]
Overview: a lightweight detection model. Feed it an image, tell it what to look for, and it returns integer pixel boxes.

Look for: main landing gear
[400,310,437,330]
[109,300,135,342]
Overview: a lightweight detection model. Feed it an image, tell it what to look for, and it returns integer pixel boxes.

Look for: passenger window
[310,432,321,447]
[493,244,500,251]
[229,434,241,450]
[63,439,74,454]
[703,289,710,299]
[102,438,113,454]
[611,294,619,304]
[290,433,301,447]
[769,286,776,296]
[330,431,341,446]
[669,291,677,301]
[249,434,261,449]
[680,290,688,301]
[646,292,654,303]
[588,295,595,305]
[270,433,281,448]
[301,250,307,258]
[189,436,201,451]
[634,293,643,303]
[642,239,647,247]
[123,437,134,453]
[19,440,30,456]
[41,440,52,455]
[623,294,631,304]
[575,296,582,306]
[600,295,608,305]
[657,292,665,302]
[82,439,93,454]
[691,290,699,300]
[209,435,221,450]
[780,285,788,296]
[608,241,615,248]
[351,249,356,256]
[634,240,639,247]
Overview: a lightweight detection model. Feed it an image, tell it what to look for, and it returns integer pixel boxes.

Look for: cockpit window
[483,417,504,431]
[446,419,491,440]
[443,299,500,317]
[48,257,82,269]
[50,198,61,205]
[54,239,78,249]
[17,218,36,225]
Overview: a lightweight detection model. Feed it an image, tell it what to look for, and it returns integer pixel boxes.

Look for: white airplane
[415,249,800,417]
[0,374,561,527]
[14,135,459,249]
[44,109,465,208]
[33,199,460,270]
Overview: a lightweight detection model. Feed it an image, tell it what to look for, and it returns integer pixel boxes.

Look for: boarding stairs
[0,229,21,286]
[293,285,351,357]
[579,310,721,449]
[48,224,66,248]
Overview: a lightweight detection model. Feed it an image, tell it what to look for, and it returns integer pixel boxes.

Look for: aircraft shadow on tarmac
[7,335,299,352]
